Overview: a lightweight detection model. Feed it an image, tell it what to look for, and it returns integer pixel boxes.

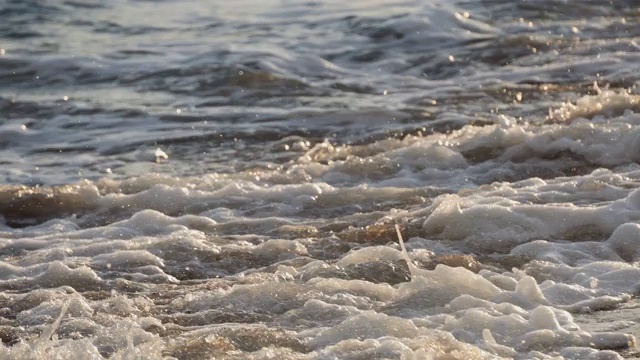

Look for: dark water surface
[2,0,636,184]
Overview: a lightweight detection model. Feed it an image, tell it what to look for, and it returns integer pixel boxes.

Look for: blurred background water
[1,0,635,185]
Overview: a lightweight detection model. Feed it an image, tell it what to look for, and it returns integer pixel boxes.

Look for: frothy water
[1,0,639,359]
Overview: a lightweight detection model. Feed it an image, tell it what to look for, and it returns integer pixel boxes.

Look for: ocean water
[1,0,639,358]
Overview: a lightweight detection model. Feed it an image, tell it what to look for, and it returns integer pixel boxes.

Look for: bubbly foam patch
[2,165,640,359]
[2,166,640,359]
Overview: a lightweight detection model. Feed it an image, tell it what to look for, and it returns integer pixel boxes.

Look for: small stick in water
[37,298,70,346]
[395,224,419,279]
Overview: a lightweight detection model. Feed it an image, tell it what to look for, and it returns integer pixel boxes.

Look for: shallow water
[1,0,639,359]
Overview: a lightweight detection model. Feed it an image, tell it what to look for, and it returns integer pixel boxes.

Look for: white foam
[606,223,640,261]
[254,239,307,261]
[389,225,636,357]
[309,313,421,349]
[550,85,640,123]
[337,246,404,266]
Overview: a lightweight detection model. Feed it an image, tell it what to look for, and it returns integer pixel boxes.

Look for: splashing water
[1,0,640,359]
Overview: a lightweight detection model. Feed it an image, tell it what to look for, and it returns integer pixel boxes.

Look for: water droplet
[154,148,168,162]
